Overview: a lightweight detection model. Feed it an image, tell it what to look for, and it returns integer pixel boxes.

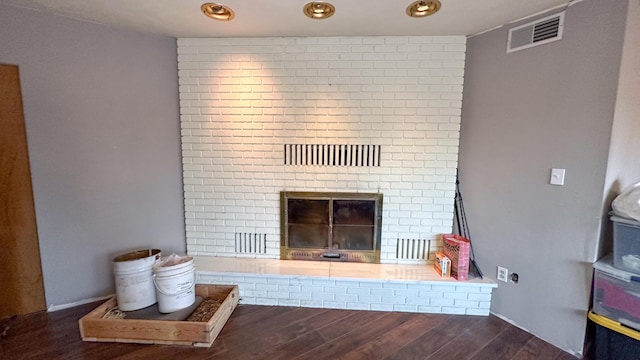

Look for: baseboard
[47,294,114,312]
[489,311,582,358]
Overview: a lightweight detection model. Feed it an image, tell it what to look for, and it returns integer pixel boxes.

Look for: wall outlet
[497,266,508,282]
[510,272,519,283]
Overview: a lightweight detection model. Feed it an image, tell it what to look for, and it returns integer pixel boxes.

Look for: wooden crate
[78,284,239,347]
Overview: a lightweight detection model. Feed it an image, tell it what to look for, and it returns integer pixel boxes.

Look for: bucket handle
[152,274,194,296]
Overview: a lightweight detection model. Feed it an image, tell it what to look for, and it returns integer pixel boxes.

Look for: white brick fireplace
[178,35,496,315]
[179,35,465,262]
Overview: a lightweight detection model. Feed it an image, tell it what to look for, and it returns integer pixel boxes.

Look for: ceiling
[1,0,574,38]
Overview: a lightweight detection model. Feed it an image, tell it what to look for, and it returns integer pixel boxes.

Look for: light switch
[550,168,565,186]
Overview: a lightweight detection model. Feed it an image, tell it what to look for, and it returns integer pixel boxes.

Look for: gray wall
[0,4,185,307]
[458,0,628,355]
[602,0,640,251]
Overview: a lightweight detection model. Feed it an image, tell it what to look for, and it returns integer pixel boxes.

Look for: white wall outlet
[497,266,508,282]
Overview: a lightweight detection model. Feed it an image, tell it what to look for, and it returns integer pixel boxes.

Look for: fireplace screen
[281,192,382,263]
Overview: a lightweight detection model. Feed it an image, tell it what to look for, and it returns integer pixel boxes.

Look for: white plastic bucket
[113,249,161,311]
[152,254,196,313]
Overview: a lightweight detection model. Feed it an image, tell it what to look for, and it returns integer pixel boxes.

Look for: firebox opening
[280,191,383,263]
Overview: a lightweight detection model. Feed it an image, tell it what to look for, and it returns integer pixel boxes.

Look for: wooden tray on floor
[78,284,239,347]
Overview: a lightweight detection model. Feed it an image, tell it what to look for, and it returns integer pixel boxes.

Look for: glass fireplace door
[281,192,382,263]
[331,200,375,251]
[287,199,329,249]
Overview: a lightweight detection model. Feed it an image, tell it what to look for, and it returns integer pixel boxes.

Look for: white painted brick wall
[178,36,466,263]
[196,271,493,316]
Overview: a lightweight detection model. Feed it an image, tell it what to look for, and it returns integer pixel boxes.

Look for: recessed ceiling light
[303,2,335,20]
[406,0,441,18]
[201,3,235,21]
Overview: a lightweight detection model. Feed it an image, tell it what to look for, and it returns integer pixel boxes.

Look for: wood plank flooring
[1,301,579,359]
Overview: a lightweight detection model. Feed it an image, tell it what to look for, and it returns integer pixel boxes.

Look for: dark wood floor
[1,301,579,360]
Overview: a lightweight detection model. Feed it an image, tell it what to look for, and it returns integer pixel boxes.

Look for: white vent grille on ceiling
[507,12,565,53]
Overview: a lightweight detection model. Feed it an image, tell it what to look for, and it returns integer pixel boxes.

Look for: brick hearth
[195,257,496,315]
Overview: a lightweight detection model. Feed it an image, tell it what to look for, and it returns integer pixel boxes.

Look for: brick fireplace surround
[178,35,496,315]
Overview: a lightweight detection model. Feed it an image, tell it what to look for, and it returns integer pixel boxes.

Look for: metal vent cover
[396,238,431,260]
[507,12,565,53]
[235,233,268,254]
[284,144,381,167]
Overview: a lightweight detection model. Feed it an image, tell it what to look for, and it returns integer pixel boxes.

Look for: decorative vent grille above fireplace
[284,144,381,167]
